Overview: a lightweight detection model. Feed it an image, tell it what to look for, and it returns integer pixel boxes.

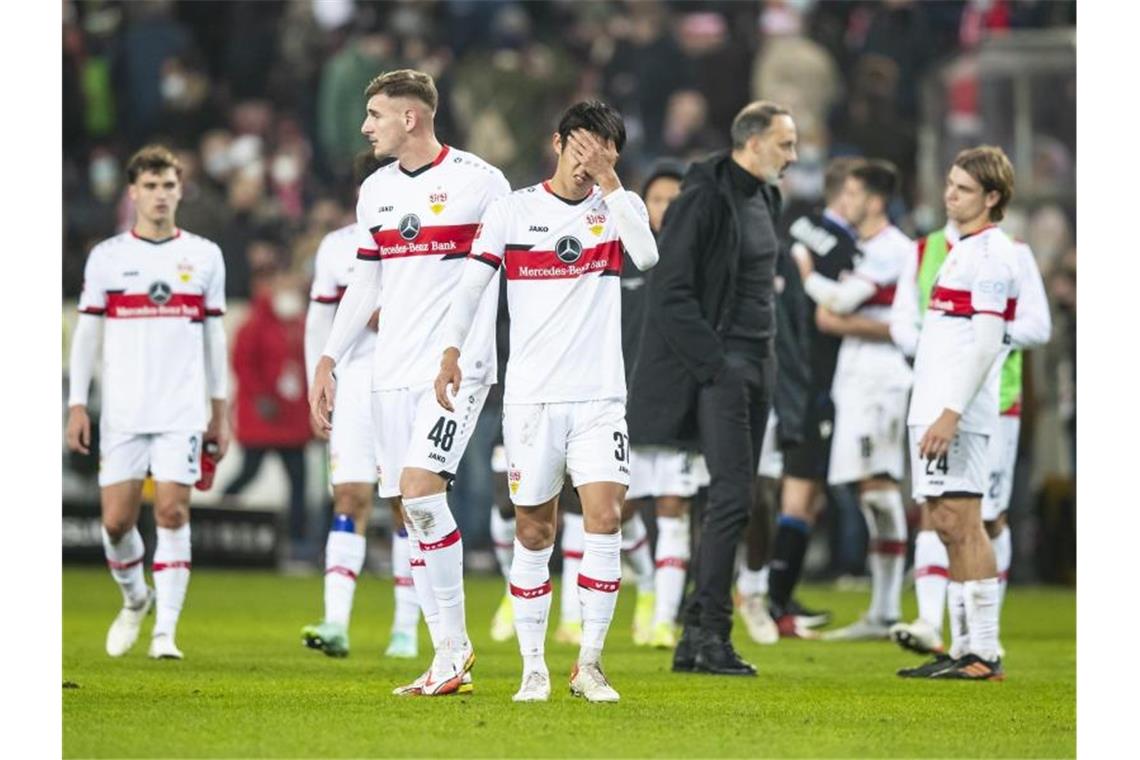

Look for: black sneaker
[929,653,1006,681]
[693,633,757,676]
[786,598,831,629]
[672,626,701,673]
[897,653,955,678]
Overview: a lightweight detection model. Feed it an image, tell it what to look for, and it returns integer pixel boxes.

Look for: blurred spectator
[661,90,726,158]
[222,267,313,560]
[114,0,192,145]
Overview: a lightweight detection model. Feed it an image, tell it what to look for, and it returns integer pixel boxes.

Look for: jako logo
[528,225,549,233]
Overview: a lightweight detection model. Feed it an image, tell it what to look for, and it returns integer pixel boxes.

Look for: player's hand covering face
[566,130,618,186]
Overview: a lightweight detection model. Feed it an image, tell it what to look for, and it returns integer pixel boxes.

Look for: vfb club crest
[554,235,583,264]
[398,214,421,241]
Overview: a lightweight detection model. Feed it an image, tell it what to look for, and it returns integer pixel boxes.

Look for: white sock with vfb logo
[509,539,553,675]
[577,531,622,665]
[153,524,191,639]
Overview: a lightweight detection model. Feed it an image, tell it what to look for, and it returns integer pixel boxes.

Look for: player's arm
[66,248,109,455]
[815,305,891,341]
[435,202,506,411]
[1005,246,1052,350]
[919,254,1015,458]
[311,205,382,433]
[889,245,921,357]
[203,248,230,460]
[568,129,658,270]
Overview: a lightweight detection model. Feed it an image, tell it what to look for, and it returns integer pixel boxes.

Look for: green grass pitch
[63,567,1075,758]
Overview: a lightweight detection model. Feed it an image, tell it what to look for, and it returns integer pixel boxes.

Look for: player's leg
[303,481,372,658]
[387,498,421,656]
[982,414,1018,656]
[651,493,690,648]
[503,402,567,702]
[768,476,823,638]
[891,501,949,656]
[566,399,631,701]
[556,488,585,645]
[620,498,655,646]
[99,433,151,658]
[399,381,491,696]
[737,475,778,645]
[146,432,204,659]
[489,444,516,642]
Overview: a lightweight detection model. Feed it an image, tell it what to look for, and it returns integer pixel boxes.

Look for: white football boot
[148,633,184,660]
[569,661,619,703]
[512,670,552,702]
[105,588,155,657]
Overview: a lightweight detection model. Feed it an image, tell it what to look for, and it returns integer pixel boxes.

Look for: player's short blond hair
[364,69,438,114]
[823,156,865,204]
[954,145,1015,222]
[126,145,182,184]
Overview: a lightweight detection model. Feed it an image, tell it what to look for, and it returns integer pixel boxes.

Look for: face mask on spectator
[271,155,301,186]
[272,290,304,320]
[161,71,188,103]
[89,155,120,203]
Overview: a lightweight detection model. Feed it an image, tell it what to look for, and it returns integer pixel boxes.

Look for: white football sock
[391,529,419,634]
[654,515,689,626]
[621,513,655,593]
[152,524,191,639]
[490,508,516,584]
[736,564,766,597]
[914,530,949,634]
[861,489,907,623]
[403,492,467,645]
[964,577,1002,661]
[991,525,1012,619]
[560,513,584,625]
[323,525,365,627]
[947,581,969,659]
[577,531,622,665]
[102,525,148,607]
[509,539,553,675]
[405,527,440,648]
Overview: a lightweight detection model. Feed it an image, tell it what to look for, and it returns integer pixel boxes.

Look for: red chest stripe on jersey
[865,283,897,306]
[371,223,480,259]
[312,285,347,304]
[470,252,502,269]
[504,240,623,280]
[928,286,1016,320]
[357,247,380,261]
[106,293,206,320]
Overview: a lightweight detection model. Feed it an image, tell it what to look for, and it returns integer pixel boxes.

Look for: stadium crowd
[62,0,1075,579]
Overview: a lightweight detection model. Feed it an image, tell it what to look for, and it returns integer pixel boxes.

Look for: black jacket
[771,246,812,447]
[628,152,782,449]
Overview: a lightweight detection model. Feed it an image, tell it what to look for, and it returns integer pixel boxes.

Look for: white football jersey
[78,229,226,433]
[356,145,509,390]
[833,224,914,391]
[310,223,376,371]
[907,225,1019,434]
[472,181,649,404]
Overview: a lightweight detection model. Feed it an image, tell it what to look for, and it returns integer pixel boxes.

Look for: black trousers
[684,351,774,637]
[223,446,307,542]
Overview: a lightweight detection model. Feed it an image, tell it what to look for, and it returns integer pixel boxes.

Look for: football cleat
[738,593,779,645]
[490,593,515,642]
[649,621,678,649]
[106,588,154,657]
[512,670,551,702]
[775,613,820,640]
[822,614,894,641]
[420,638,475,696]
[569,661,619,703]
[301,621,349,658]
[929,653,1006,681]
[147,633,183,660]
[554,621,582,646]
[890,618,945,656]
[785,598,831,629]
[393,668,474,696]
[632,590,656,646]
[896,653,955,678]
[384,630,418,659]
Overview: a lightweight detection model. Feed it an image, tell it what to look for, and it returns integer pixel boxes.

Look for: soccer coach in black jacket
[628,101,798,675]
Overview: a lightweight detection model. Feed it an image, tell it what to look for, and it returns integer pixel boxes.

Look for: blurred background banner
[61,0,1075,582]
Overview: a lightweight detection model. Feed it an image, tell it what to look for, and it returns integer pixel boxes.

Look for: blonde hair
[953,145,1015,221]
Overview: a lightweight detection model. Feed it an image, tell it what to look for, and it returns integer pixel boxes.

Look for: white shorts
[503,399,629,507]
[329,364,377,486]
[828,385,908,485]
[982,415,1021,521]
[99,429,203,487]
[371,380,491,498]
[692,454,710,488]
[627,446,700,500]
[490,444,508,474]
[757,411,783,479]
[908,424,989,500]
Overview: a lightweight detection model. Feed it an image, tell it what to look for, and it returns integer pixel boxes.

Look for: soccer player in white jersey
[888,224,1050,669]
[66,146,229,660]
[435,101,659,703]
[797,160,913,641]
[896,146,1020,680]
[310,70,510,697]
[301,152,422,660]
